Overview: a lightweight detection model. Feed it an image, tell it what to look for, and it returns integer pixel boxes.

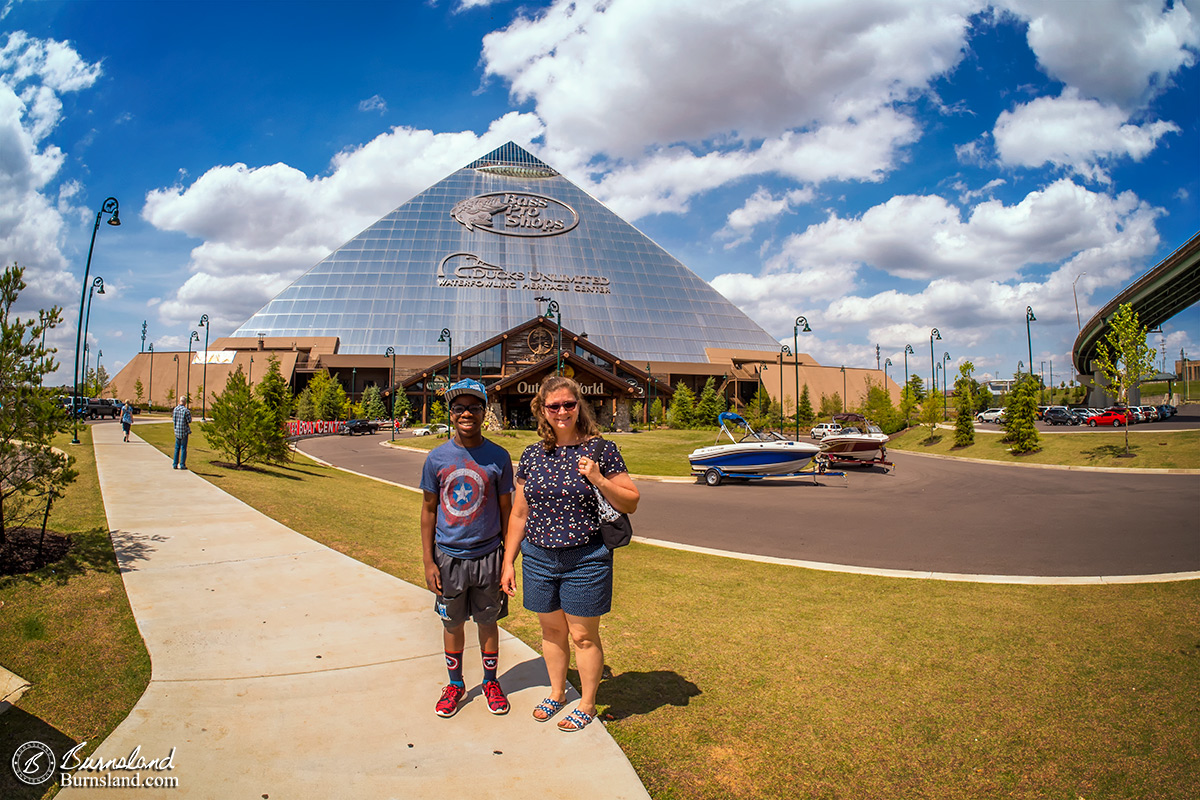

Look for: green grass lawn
[137,422,1200,800]
[0,426,151,800]
[890,426,1200,469]
[396,427,743,477]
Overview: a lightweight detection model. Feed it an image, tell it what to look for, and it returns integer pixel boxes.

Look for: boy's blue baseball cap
[445,378,487,403]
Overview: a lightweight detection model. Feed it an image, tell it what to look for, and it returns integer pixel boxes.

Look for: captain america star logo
[441,467,486,519]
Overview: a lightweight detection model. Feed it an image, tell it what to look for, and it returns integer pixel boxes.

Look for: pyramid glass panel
[233,143,781,361]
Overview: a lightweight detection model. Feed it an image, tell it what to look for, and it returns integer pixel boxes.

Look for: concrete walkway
[65,422,649,798]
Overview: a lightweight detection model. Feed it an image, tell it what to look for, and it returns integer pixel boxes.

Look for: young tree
[1094,302,1156,455]
[165,386,175,407]
[631,400,644,427]
[667,381,696,429]
[693,377,724,428]
[1003,373,1040,454]
[392,389,413,427]
[255,355,293,463]
[649,398,664,426]
[919,389,943,442]
[797,384,814,427]
[859,379,902,434]
[202,366,274,468]
[429,399,447,425]
[953,362,976,448]
[0,264,75,549]
[134,378,145,409]
[361,384,387,420]
[818,392,842,420]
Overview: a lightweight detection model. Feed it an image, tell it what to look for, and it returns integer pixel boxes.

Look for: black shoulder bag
[589,439,633,549]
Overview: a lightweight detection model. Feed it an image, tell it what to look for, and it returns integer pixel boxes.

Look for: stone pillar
[615,398,632,432]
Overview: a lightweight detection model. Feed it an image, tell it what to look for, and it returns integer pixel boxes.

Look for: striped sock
[482,651,499,683]
[445,650,464,687]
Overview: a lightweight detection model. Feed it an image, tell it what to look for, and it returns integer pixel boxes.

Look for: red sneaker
[435,684,466,718]
[482,680,509,715]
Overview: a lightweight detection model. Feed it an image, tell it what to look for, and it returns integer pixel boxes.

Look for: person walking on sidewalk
[420,379,514,718]
[500,376,639,732]
[120,399,134,442]
[172,396,191,469]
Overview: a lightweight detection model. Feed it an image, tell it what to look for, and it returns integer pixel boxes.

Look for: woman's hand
[577,455,603,485]
[500,562,517,597]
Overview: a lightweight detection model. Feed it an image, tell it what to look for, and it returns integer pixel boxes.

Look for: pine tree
[202,366,274,468]
[649,398,664,426]
[818,392,842,420]
[392,390,413,427]
[361,385,387,420]
[1003,372,1040,453]
[255,355,293,463]
[693,377,724,428]
[0,264,75,549]
[667,381,695,429]
[134,378,145,409]
[797,384,814,426]
[953,362,976,448]
[919,389,942,441]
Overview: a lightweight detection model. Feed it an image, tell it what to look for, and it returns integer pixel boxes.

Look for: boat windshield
[867,425,885,435]
[839,427,861,435]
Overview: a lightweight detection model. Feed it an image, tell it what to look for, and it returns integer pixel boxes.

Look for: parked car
[1089,408,1131,427]
[1069,408,1097,424]
[1136,405,1159,422]
[411,424,449,437]
[59,395,88,419]
[1036,406,1049,420]
[810,422,842,440]
[1162,404,1177,417]
[342,419,380,435]
[1157,404,1174,419]
[86,397,121,419]
[976,408,1006,423]
[1042,408,1078,425]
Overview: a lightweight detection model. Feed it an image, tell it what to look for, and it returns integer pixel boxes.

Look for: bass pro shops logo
[450,192,579,237]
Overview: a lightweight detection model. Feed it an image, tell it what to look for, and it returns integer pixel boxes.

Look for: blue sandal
[532,697,566,722]
[557,708,594,732]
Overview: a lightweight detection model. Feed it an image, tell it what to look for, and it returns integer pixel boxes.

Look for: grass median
[889,426,1200,469]
[0,426,151,800]
[139,422,1200,799]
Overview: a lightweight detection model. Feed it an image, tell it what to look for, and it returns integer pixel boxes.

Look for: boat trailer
[820,451,896,472]
[694,460,847,487]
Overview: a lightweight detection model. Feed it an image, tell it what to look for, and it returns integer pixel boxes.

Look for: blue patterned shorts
[520,538,613,618]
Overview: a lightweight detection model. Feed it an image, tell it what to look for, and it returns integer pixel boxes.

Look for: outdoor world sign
[450,192,579,237]
[437,252,611,294]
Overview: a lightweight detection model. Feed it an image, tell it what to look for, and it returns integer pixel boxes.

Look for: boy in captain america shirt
[420,379,514,717]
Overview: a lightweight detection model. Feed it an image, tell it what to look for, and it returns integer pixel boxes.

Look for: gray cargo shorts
[433,543,508,627]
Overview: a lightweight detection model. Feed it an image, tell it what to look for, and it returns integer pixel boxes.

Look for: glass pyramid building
[232,142,781,362]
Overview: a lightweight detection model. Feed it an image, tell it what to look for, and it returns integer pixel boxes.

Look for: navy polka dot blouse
[516,437,628,548]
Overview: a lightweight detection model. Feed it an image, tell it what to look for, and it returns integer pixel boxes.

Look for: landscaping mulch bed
[0,527,71,576]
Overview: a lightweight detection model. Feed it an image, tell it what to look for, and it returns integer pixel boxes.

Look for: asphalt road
[296,428,1199,579]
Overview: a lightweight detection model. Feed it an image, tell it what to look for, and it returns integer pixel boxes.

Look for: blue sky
[2,0,1197,390]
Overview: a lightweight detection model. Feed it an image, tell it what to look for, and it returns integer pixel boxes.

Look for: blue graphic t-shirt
[421,438,514,559]
[516,438,627,549]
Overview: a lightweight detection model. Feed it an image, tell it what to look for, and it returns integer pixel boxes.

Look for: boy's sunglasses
[450,403,484,415]
[544,400,578,412]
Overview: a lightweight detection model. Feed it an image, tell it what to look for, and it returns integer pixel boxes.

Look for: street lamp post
[779,345,790,433]
[147,343,154,413]
[929,328,941,399]
[96,349,103,396]
[1025,306,1036,380]
[173,354,180,404]
[248,355,254,384]
[386,347,396,441]
[1073,273,1086,330]
[942,352,951,420]
[186,330,199,408]
[839,365,846,412]
[793,316,811,440]
[438,328,453,437]
[884,357,892,385]
[1040,360,1046,404]
[198,314,210,420]
[647,362,655,426]
[82,343,89,396]
[903,344,914,427]
[72,196,120,444]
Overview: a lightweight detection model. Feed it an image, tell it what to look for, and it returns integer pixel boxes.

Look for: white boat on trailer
[818,413,892,467]
[688,412,823,486]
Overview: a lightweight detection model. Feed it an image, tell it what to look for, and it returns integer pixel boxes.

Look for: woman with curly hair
[500,376,639,731]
